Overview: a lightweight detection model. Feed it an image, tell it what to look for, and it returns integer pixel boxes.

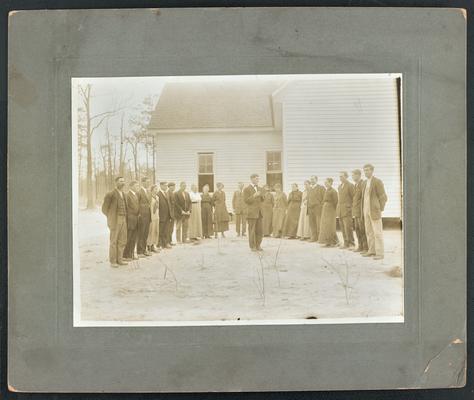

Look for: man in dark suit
[175,181,192,243]
[101,176,128,267]
[232,182,248,236]
[123,180,140,260]
[307,175,326,242]
[361,164,388,260]
[243,174,264,251]
[167,182,177,245]
[337,171,355,248]
[351,169,368,253]
[158,181,172,249]
[137,176,151,257]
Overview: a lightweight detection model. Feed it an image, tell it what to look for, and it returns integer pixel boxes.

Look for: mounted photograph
[72,74,403,326]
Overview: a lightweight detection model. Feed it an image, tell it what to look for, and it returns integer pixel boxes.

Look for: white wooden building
[147,76,402,218]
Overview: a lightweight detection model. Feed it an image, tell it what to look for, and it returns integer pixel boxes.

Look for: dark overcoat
[337,182,355,218]
[126,190,139,230]
[243,185,263,219]
[101,189,127,229]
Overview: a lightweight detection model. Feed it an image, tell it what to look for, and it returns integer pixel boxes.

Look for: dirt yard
[77,209,404,324]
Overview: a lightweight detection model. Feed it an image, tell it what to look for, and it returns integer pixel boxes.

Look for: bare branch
[90,114,111,136]
[90,108,124,121]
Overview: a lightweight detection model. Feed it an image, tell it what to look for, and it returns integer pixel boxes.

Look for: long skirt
[297,205,311,239]
[201,203,214,238]
[215,220,229,233]
[262,204,273,236]
[318,204,338,245]
[272,208,286,237]
[284,204,300,237]
[147,219,159,246]
[188,203,203,239]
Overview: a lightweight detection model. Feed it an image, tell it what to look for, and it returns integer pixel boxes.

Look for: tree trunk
[93,150,98,204]
[106,121,113,190]
[133,145,139,180]
[119,113,125,177]
[152,135,156,184]
[145,140,149,177]
[78,140,83,199]
[85,87,94,209]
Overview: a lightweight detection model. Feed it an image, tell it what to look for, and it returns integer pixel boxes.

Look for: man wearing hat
[243,173,264,251]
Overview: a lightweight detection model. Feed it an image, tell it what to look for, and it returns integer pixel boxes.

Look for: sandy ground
[78,209,404,323]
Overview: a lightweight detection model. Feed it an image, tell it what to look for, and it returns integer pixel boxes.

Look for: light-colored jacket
[361,177,388,220]
[150,195,160,222]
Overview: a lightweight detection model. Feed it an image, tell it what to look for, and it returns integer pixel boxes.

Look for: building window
[266,151,282,190]
[198,152,214,192]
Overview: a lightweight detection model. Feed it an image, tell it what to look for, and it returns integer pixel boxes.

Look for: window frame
[266,150,283,190]
[197,152,215,192]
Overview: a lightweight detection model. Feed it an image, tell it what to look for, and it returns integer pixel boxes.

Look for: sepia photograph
[72,74,404,326]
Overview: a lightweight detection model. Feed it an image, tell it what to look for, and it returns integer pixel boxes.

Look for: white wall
[278,78,402,218]
[151,129,282,212]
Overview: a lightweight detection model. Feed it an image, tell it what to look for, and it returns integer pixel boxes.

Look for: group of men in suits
[102,176,155,267]
[101,164,388,266]
[236,164,387,259]
[102,176,192,267]
[335,164,388,259]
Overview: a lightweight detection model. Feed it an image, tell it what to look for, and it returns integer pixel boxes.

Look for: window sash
[266,151,282,172]
[198,153,214,174]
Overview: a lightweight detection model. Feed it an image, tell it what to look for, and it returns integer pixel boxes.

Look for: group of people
[101,178,234,267]
[101,163,387,267]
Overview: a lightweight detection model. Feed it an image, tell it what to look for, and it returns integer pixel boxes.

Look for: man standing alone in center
[244,174,264,251]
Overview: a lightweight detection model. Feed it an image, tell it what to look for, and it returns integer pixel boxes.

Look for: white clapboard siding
[150,129,282,212]
[277,78,402,218]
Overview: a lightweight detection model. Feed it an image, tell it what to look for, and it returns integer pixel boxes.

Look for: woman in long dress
[318,178,339,247]
[146,185,160,252]
[297,180,311,240]
[284,183,303,239]
[261,184,274,237]
[188,184,203,240]
[212,182,230,238]
[200,184,214,239]
[272,183,287,238]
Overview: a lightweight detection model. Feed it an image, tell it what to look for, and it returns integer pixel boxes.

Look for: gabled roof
[148,81,283,130]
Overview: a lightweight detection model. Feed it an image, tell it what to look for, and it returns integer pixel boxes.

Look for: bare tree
[127,95,158,181]
[118,113,126,177]
[78,84,126,209]
[125,131,144,180]
[77,106,87,199]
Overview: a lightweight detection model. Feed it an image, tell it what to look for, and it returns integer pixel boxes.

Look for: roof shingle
[148,80,283,130]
